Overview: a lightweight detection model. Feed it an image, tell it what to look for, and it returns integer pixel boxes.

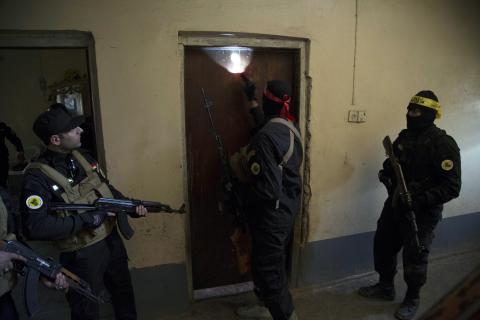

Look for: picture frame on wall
[49,70,89,116]
[55,86,84,115]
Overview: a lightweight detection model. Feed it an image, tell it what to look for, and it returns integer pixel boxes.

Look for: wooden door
[184,46,299,291]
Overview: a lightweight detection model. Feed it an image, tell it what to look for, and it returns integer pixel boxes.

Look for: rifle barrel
[50,204,96,211]
[49,199,184,214]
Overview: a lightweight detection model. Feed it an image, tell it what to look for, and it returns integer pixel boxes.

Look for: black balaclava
[406,90,438,131]
[262,80,292,119]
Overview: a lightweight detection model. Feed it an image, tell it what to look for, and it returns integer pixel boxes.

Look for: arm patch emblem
[26,195,43,210]
[250,162,261,175]
[441,159,454,171]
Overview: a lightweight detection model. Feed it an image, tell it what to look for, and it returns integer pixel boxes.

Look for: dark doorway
[0,30,106,173]
[184,46,300,292]
[0,48,97,156]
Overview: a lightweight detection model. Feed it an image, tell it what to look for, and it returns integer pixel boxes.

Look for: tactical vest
[28,150,115,252]
[0,195,16,296]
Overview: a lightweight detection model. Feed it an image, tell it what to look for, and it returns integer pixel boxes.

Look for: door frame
[178,31,312,299]
[0,30,107,173]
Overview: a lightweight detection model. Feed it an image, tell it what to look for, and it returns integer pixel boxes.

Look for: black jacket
[383,124,461,212]
[246,115,303,228]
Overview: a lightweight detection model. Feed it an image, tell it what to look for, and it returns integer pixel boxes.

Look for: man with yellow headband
[358,90,461,320]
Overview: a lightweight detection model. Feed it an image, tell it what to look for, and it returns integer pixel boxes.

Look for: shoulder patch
[250,162,261,176]
[26,195,43,210]
[441,159,454,171]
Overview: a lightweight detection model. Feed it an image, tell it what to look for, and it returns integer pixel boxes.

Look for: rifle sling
[269,118,302,166]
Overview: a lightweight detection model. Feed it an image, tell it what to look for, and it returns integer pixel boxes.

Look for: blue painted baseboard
[298,212,480,287]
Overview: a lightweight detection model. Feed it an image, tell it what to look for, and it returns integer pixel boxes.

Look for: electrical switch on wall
[348,110,366,123]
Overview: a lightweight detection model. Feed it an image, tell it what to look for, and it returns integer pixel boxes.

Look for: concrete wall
[308,0,480,242]
[1,0,479,273]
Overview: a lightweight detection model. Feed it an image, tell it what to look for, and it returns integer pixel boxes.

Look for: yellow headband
[410,95,442,119]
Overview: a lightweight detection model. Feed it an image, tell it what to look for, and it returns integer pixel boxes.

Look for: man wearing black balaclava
[358,91,461,320]
[235,76,303,320]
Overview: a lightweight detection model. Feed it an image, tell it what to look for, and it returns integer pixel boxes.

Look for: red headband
[263,88,296,121]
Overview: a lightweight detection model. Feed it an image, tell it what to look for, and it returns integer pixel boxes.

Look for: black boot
[395,298,420,320]
[358,282,395,301]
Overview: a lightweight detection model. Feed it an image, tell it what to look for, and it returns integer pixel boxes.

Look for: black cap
[33,104,84,144]
[266,80,291,99]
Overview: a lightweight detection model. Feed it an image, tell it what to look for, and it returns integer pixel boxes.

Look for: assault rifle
[0,240,102,319]
[383,136,423,254]
[201,88,250,274]
[49,198,185,240]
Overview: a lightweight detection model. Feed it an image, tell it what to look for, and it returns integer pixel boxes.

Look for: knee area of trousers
[405,264,427,274]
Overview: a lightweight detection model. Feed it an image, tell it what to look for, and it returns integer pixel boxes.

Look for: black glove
[80,211,108,229]
[242,74,257,101]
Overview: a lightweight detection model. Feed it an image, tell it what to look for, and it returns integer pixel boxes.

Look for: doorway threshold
[193,281,254,300]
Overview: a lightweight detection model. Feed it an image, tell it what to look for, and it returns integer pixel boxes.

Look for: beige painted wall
[1,0,479,268]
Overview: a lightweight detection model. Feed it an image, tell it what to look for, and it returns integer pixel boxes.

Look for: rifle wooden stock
[0,240,102,319]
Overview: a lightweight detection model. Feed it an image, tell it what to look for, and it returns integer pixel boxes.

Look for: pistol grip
[117,213,135,240]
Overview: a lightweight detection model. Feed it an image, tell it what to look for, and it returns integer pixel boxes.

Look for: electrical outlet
[348,110,358,123]
[358,110,367,122]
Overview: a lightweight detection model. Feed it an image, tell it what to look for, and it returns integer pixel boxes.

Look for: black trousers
[0,156,8,188]
[248,207,295,320]
[373,198,441,297]
[0,291,19,320]
[60,230,137,320]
